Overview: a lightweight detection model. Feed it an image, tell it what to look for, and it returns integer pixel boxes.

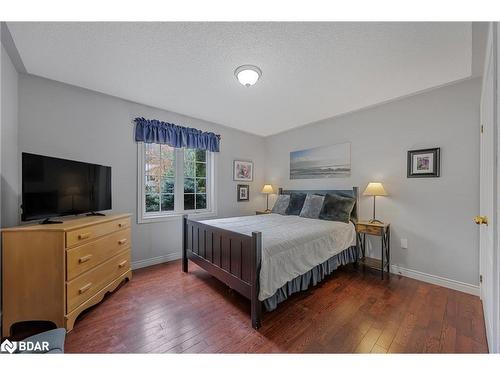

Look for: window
[144,144,175,213]
[138,143,215,222]
[183,148,207,210]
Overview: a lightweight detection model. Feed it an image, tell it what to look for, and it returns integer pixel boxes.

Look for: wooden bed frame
[182,187,359,329]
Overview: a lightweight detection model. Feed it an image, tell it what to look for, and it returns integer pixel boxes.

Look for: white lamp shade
[363,182,388,196]
[261,184,274,194]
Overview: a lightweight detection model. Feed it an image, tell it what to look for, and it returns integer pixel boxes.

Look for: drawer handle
[118,239,128,245]
[78,232,91,240]
[118,260,128,268]
[78,254,93,263]
[79,283,92,294]
[118,222,127,228]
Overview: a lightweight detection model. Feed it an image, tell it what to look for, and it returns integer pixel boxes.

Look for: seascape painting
[290,142,351,179]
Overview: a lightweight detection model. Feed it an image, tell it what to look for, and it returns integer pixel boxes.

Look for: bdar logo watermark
[1,338,50,354]
[1,339,17,354]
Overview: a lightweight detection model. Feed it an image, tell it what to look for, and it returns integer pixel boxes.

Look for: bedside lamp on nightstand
[261,184,275,212]
[363,182,388,224]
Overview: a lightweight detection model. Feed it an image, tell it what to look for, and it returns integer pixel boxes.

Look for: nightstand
[256,210,272,215]
[355,221,390,279]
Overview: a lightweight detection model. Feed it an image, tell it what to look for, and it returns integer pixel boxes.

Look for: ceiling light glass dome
[234,65,262,87]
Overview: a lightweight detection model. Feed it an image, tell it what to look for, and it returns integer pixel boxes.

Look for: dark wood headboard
[278,187,359,222]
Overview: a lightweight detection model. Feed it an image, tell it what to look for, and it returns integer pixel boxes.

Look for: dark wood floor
[61,260,488,353]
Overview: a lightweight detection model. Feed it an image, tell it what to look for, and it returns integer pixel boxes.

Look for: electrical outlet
[400,238,408,249]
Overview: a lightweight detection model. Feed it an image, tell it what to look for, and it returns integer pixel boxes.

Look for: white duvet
[199,214,356,301]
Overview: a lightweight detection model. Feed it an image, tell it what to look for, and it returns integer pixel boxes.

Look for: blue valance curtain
[134,117,221,152]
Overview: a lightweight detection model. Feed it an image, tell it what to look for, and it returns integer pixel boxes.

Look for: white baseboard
[390,264,479,296]
[130,255,480,296]
[132,252,181,270]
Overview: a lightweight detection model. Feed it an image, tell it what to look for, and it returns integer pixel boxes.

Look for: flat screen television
[22,153,112,222]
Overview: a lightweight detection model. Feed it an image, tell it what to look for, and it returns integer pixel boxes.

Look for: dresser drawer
[356,224,383,235]
[66,217,131,248]
[66,249,131,313]
[66,228,131,280]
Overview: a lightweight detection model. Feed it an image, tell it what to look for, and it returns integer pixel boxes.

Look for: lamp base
[369,219,384,224]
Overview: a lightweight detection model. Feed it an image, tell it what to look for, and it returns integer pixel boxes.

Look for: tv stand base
[86,212,106,217]
[40,218,63,225]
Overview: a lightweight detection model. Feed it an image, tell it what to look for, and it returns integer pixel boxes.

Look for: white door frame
[495,23,500,354]
[480,22,500,353]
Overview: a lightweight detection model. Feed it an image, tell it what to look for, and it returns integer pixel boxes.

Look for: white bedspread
[199,214,356,301]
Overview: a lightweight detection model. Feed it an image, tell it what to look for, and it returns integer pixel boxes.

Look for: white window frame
[137,143,217,224]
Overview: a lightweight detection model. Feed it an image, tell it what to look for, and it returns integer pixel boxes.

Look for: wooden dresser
[1,214,132,337]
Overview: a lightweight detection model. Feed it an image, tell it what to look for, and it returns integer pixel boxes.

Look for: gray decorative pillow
[299,194,325,219]
[285,193,307,215]
[319,193,356,223]
[271,195,290,215]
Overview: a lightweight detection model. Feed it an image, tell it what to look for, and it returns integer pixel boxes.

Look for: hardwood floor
[60,260,487,353]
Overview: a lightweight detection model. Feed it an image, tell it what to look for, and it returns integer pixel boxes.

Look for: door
[479,22,498,353]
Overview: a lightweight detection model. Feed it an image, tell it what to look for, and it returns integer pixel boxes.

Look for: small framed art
[407,148,440,178]
[233,160,253,181]
[237,184,250,201]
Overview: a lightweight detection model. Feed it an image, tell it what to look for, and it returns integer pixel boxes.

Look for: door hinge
[481,124,484,133]
[480,274,483,283]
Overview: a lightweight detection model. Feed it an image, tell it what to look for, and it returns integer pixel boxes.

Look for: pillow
[299,194,325,219]
[285,193,307,215]
[319,193,356,223]
[271,195,290,215]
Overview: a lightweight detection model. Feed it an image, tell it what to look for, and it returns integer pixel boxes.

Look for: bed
[182,187,359,329]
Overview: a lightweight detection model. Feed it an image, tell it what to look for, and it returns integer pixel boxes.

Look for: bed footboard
[182,215,262,329]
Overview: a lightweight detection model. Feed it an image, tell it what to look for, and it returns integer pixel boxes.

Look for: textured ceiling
[8,22,477,136]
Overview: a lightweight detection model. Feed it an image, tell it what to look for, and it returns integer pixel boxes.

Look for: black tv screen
[22,153,112,221]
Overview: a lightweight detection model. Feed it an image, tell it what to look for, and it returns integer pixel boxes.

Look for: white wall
[17,74,267,267]
[1,42,19,328]
[1,46,19,228]
[265,78,481,288]
[1,44,2,231]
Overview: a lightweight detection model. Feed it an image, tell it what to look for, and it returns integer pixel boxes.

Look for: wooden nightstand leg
[386,229,391,274]
[363,233,366,258]
[381,234,384,280]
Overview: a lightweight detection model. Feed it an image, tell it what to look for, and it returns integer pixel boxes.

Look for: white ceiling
[8,22,481,137]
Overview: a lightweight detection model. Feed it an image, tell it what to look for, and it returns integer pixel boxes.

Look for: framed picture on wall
[233,160,253,181]
[237,184,250,202]
[407,148,440,178]
[290,142,351,179]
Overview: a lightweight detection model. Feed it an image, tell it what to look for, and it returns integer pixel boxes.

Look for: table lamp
[363,182,388,224]
[261,184,275,212]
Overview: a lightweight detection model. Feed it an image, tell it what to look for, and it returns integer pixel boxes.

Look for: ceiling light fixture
[234,65,262,87]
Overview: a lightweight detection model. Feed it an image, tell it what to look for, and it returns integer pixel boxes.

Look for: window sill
[137,210,218,224]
